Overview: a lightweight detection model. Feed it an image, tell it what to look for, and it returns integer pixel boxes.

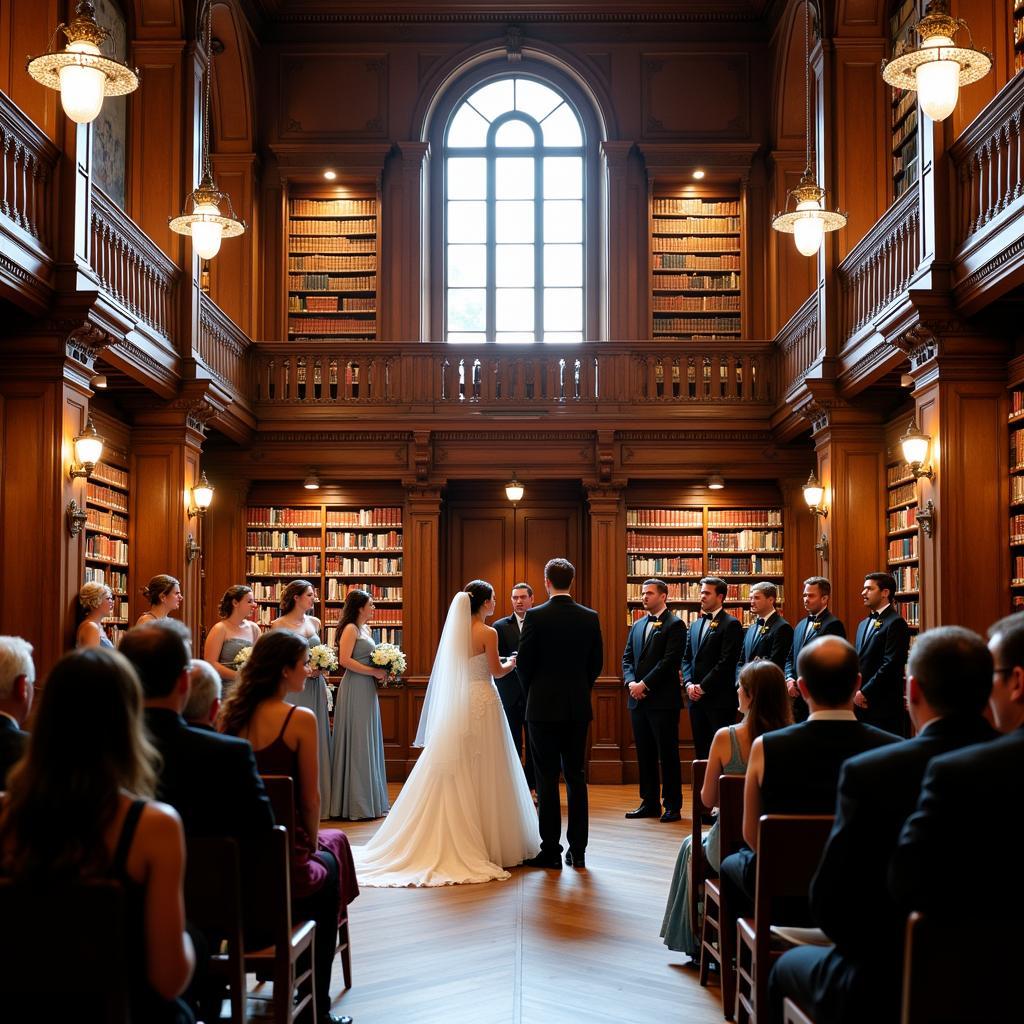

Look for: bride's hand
[504,654,517,669]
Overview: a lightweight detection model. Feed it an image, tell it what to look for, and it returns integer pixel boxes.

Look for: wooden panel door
[447,505,516,606]
[514,505,581,603]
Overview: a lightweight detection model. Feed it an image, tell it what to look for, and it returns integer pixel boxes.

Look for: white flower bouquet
[232,645,253,668]
[309,643,339,674]
[370,642,407,687]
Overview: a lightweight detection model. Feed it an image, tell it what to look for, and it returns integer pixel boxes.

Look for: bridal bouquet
[309,643,339,674]
[232,646,253,668]
[370,642,407,687]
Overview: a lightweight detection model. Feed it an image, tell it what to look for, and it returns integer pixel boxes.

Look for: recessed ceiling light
[693,169,705,180]
[707,473,725,490]
[303,471,321,490]
[323,169,337,181]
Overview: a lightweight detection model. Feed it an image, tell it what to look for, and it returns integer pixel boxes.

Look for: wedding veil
[412,591,474,772]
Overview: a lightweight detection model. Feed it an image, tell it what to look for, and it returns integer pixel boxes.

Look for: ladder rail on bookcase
[84,456,131,647]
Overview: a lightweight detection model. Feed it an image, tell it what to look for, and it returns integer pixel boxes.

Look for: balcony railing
[198,294,252,402]
[774,293,820,394]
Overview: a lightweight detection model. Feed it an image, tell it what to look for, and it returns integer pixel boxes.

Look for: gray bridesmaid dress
[217,636,251,696]
[284,632,334,809]
[329,633,390,819]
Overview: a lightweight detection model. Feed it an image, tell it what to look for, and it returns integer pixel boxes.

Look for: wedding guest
[270,580,332,806]
[329,589,390,820]
[661,660,791,961]
[853,572,911,736]
[0,647,195,1022]
[0,636,34,789]
[784,577,845,722]
[183,660,222,729]
[136,575,183,626]
[76,581,116,648]
[202,585,261,690]
[493,582,536,790]
[220,629,357,1024]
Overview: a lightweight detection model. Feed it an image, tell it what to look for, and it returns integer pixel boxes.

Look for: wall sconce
[916,499,936,538]
[69,417,104,479]
[900,418,934,479]
[505,474,524,503]
[707,473,725,490]
[185,532,202,563]
[66,499,88,537]
[802,471,828,518]
[187,472,214,519]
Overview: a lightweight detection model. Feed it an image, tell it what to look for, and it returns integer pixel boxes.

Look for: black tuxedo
[768,714,997,1024]
[681,608,743,758]
[493,612,534,788]
[738,610,793,677]
[622,609,685,811]
[854,606,911,735]
[0,714,29,788]
[784,611,847,722]
[517,595,603,857]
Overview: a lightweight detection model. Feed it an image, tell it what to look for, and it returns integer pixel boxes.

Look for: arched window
[443,77,586,343]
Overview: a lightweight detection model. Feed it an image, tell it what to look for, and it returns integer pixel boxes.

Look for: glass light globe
[192,473,214,511]
[793,200,825,256]
[191,201,223,260]
[916,35,959,121]
[803,481,825,509]
[59,40,106,124]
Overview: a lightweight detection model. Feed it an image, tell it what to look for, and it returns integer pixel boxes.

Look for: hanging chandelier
[771,0,846,257]
[26,1,139,125]
[881,0,991,123]
[169,2,245,259]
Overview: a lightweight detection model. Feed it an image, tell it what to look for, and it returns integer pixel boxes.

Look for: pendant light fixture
[771,0,846,256]
[169,2,245,259]
[881,0,991,123]
[26,1,139,125]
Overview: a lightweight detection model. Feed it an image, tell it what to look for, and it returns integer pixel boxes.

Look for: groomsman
[493,581,535,790]
[785,576,846,722]
[682,576,743,759]
[622,579,686,822]
[854,571,911,736]
[736,580,793,680]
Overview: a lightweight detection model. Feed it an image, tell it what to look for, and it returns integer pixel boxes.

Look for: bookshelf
[649,194,742,341]
[890,0,920,200]
[885,457,921,631]
[286,189,379,342]
[1015,0,1024,76]
[84,455,131,646]
[1010,382,1024,609]
[626,506,784,627]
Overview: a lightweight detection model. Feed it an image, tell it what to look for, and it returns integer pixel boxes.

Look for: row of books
[288,296,376,312]
[287,255,376,272]
[709,556,784,574]
[626,582,786,602]
[290,217,376,235]
[886,462,914,485]
[888,506,918,532]
[86,508,128,536]
[899,600,921,628]
[653,236,739,253]
[325,580,403,602]
[653,253,741,271]
[652,217,739,233]
[290,199,376,217]
[323,607,402,626]
[326,625,402,648]
[104,596,129,621]
[327,531,403,550]
[1013,476,1024,504]
[86,482,128,512]
[1014,555,1024,581]
[288,318,377,335]
[892,89,916,126]
[85,536,128,563]
[289,237,375,255]
[653,316,741,333]
[893,135,918,178]
[1012,431,1024,465]
[652,294,740,312]
[892,109,918,151]
[626,532,702,552]
[888,536,919,561]
[288,274,376,291]
[707,530,783,550]
[248,508,322,526]
[652,199,739,216]
[654,272,740,291]
[247,555,321,575]
[246,531,321,551]
[103,625,128,648]
[329,508,402,527]
[889,483,916,508]
[84,566,127,593]
[892,564,920,593]
[91,463,129,489]
[890,0,916,42]
[627,556,703,575]
[627,509,702,527]
[325,556,402,575]
[709,510,783,526]
[1012,513,1024,543]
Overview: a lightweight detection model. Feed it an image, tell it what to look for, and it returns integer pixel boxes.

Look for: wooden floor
[309,783,725,1024]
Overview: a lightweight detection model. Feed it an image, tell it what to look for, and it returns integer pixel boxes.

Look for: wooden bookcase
[626,505,784,628]
[885,457,921,632]
[286,188,379,342]
[649,194,742,341]
[84,454,131,646]
[1009,380,1024,610]
[890,0,920,200]
[1015,0,1024,76]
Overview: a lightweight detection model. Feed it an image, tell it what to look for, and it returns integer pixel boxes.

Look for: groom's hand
[627,681,646,700]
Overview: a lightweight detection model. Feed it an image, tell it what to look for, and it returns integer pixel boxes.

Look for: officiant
[494,582,536,791]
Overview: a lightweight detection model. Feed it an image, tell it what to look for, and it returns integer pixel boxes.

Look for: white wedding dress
[353,594,540,887]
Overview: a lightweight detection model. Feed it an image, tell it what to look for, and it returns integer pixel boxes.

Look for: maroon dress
[253,706,358,911]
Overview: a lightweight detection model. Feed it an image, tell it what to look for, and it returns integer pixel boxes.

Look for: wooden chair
[0,879,129,1023]
[688,759,710,945]
[782,997,817,1024]
[734,814,834,1024]
[262,773,353,989]
[699,773,746,1019]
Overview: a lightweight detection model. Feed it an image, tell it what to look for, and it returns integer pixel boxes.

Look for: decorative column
[383,142,430,341]
[600,141,640,340]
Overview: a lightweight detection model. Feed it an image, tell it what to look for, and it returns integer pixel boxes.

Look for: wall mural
[91,0,127,208]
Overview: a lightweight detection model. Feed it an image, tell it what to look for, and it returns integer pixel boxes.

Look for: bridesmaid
[270,579,332,809]
[76,582,115,649]
[136,575,182,626]
[329,589,389,820]
[203,585,261,693]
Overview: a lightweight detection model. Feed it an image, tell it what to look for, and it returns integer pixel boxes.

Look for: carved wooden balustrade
[198,293,253,403]
[774,293,820,395]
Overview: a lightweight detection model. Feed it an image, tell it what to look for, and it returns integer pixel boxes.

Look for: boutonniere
[873,618,883,630]
[650,621,662,631]
[810,620,823,630]
[758,625,769,637]
[708,620,719,631]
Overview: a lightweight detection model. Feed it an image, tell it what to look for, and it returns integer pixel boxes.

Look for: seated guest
[661,661,791,960]
[0,636,34,788]
[75,581,116,648]
[183,660,222,730]
[889,613,1024,919]
[768,626,997,1024]
[720,636,899,920]
[0,648,194,1022]
[219,629,356,1024]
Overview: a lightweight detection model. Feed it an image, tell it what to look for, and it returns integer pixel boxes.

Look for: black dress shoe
[660,810,682,823]
[322,1015,353,1024]
[565,850,586,869]
[625,804,662,819]
[523,853,563,869]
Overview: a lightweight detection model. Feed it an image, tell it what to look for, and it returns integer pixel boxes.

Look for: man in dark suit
[682,576,743,759]
[0,635,34,788]
[853,572,911,736]
[183,659,222,730]
[720,636,899,920]
[785,576,846,722]
[492,581,535,790]
[768,626,997,1024]
[517,557,603,870]
[737,580,793,682]
[622,578,686,822]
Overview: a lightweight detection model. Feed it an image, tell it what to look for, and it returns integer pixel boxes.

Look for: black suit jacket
[889,724,1024,918]
[738,611,794,679]
[0,715,29,789]
[493,613,527,711]
[812,714,997,961]
[784,611,847,680]
[516,595,603,723]
[621,609,685,711]
[854,606,911,718]
[144,707,275,838]
[682,609,743,710]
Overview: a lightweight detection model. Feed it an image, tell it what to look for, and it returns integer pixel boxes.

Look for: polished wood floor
[310,783,725,1024]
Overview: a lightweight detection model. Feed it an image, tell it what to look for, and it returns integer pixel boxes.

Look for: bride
[353,580,541,886]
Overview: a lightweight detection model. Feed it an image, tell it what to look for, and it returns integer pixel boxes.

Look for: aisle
[323,783,725,1024]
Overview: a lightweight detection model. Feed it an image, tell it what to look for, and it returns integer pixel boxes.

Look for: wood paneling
[0,0,59,141]
[642,53,751,138]
[278,54,389,140]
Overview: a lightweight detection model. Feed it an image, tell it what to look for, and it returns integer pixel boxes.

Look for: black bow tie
[646,615,660,623]
[704,612,716,621]
[806,615,817,624]
[869,611,882,621]
[756,617,766,628]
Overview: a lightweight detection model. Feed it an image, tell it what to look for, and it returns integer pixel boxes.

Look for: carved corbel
[412,430,432,483]
[64,321,114,370]
[505,23,523,63]
[888,323,939,372]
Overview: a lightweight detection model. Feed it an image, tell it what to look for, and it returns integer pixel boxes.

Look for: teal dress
[284,632,333,809]
[329,633,390,819]
[660,726,748,957]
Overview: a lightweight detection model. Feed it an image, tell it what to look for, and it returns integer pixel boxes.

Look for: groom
[516,558,604,870]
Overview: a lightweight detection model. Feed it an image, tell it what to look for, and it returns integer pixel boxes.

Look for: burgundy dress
[253,706,359,910]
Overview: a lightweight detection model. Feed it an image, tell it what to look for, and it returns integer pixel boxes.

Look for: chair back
[753,814,834,931]
[0,878,129,1022]
[262,774,297,840]
[689,760,709,939]
[717,773,747,862]
[244,826,293,951]
[185,836,243,945]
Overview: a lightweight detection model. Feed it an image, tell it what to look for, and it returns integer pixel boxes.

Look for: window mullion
[487,146,495,342]
[535,144,543,344]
